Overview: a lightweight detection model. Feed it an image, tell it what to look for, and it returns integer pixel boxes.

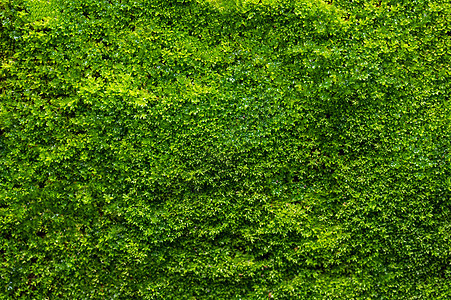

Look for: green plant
[1,0,450,298]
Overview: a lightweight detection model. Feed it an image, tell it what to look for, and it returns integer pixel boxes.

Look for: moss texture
[1,0,450,298]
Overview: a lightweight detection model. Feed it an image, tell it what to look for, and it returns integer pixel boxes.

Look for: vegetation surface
[1,0,450,298]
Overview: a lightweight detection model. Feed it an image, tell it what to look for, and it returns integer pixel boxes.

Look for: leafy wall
[1,0,450,298]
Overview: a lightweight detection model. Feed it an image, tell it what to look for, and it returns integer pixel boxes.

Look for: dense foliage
[1,0,450,298]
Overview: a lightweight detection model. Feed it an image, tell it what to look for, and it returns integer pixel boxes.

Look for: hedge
[1,0,450,298]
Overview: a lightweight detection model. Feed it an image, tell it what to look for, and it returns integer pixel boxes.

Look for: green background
[1,0,450,298]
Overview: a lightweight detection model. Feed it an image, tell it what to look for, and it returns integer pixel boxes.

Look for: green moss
[1,0,450,298]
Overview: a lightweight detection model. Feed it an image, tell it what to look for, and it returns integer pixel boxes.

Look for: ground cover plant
[1,0,450,298]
